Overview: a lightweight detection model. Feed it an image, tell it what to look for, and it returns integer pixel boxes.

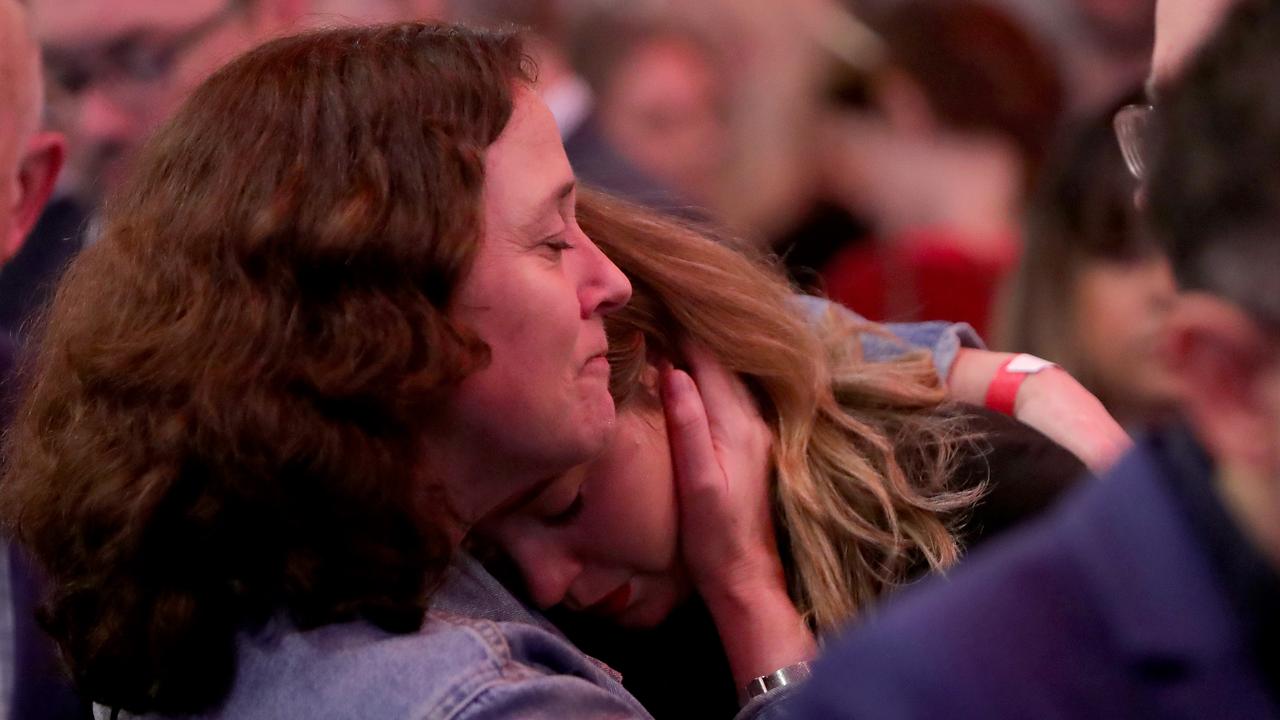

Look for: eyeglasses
[1114,103,1154,181]
[43,2,242,102]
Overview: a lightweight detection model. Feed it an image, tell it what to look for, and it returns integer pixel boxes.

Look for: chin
[618,600,674,629]
[618,579,691,629]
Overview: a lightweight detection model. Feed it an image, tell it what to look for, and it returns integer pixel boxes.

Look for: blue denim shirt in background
[99,303,977,720]
[790,295,985,380]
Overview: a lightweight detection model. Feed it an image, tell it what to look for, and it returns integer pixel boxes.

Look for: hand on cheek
[660,346,778,600]
[661,345,815,687]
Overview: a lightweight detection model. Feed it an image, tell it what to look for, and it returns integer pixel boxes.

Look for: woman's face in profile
[475,401,694,629]
[438,88,632,523]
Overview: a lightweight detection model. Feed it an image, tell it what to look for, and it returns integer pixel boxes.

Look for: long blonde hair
[579,190,981,632]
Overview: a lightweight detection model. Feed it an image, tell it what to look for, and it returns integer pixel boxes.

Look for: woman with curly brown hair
[0,21,749,720]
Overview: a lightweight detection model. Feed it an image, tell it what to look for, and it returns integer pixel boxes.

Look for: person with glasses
[0,0,301,340]
[791,0,1280,716]
[36,0,291,199]
[0,0,438,339]
[997,96,1181,430]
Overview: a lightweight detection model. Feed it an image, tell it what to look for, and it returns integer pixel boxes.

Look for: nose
[575,225,632,319]
[504,529,582,610]
[78,87,137,150]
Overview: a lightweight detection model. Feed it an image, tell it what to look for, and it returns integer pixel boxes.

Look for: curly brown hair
[1,22,530,715]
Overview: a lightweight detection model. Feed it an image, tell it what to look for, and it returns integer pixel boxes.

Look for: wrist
[983,353,1057,416]
[696,556,790,619]
[739,660,813,707]
[703,584,817,689]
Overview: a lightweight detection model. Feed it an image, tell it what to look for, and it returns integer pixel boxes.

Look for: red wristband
[983,354,1056,416]
[984,357,1024,416]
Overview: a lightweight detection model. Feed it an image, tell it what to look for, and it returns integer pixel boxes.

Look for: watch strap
[739,661,813,706]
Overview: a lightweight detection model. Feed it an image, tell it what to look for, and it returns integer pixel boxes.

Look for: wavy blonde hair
[579,190,981,632]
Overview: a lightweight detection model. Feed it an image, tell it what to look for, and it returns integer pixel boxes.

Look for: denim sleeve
[790,295,985,382]
[448,668,793,720]
[445,672,655,720]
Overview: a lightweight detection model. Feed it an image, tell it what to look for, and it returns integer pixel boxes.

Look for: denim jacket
[115,555,795,720]
[107,307,976,720]
[791,295,984,379]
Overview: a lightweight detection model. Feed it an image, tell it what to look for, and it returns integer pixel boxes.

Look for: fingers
[680,341,769,449]
[661,363,725,499]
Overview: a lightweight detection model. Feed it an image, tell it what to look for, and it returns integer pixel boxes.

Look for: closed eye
[544,493,584,527]
[544,237,574,252]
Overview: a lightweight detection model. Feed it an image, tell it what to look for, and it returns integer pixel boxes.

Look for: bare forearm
[702,580,817,689]
[948,348,1132,472]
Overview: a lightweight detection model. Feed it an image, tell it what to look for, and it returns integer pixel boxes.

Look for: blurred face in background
[1071,254,1181,422]
[37,0,288,200]
[596,33,727,207]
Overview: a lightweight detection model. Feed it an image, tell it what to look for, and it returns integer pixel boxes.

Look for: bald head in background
[0,0,62,262]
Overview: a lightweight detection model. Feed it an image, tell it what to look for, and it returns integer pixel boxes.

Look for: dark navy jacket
[795,429,1280,719]
[3,332,89,719]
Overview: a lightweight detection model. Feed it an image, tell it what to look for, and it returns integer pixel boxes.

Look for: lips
[581,351,610,375]
[585,582,631,617]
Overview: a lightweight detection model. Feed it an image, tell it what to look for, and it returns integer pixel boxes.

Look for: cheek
[583,415,682,572]
[619,432,681,569]
[1074,271,1146,355]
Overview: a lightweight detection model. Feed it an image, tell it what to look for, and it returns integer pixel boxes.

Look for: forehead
[36,0,229,46]
[482,88,574,231]
[1151,0,1236,86]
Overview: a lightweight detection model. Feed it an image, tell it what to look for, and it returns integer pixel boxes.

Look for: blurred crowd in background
[5,0,1169,428]
[2,0,1263,717]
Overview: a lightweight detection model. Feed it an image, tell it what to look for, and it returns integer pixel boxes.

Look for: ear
[1165,292,1276,470]
[3,131,64,263]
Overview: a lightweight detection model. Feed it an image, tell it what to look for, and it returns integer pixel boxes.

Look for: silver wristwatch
[738,661,813,706]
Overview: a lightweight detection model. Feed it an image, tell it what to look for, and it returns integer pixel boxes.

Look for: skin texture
[1071,255,1181,423]
[0,0,63,261]
[1151,0,1235,85]
[479,395,690,629]
[428,88,632,527]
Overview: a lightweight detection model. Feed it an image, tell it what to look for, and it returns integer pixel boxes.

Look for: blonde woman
[474,190,1125,714]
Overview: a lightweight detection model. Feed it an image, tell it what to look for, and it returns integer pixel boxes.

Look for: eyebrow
[516,179,576,240]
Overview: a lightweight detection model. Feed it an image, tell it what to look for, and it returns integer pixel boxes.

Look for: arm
[795,296,1131,472]
[947,349,1131,473]
[660,347,817,693]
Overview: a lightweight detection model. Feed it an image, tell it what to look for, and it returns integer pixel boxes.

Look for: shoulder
[209,614,650,720]
[799,480,1129,717]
